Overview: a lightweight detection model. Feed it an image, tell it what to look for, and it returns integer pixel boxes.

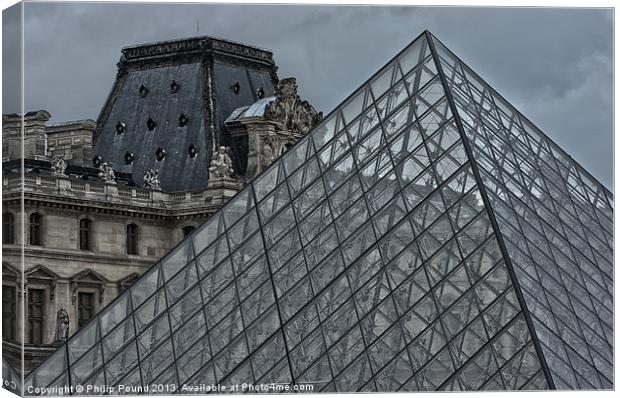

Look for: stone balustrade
[3,173,242,209]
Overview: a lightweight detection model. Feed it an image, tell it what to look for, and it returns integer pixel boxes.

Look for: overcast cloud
[2,2,613,188]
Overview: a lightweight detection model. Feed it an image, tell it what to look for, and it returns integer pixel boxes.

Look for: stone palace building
[1,36,322,373]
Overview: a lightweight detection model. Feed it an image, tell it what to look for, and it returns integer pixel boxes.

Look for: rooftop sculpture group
[143,168,161,190]
[98,162,116,183]
[264,77,323,135]
[50,155,67,177]
[209,146,234,180]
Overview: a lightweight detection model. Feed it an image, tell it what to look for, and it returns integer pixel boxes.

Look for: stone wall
[46,120,96,167]
[2,111,49,162]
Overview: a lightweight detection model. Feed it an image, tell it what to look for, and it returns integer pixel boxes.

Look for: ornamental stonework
[264,77,323,135]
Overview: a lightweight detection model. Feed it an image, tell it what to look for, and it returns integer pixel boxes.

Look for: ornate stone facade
[2,37,319,376]
[225,77,323,180]
[1,113,239,373]
[264,77,323,134]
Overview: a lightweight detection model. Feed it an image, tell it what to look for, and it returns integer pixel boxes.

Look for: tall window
[79,218,91,251]
[2,285,17,341]
[29,213,42,246]
[127,223,138,255]
[77,292,95,329]
[28,289,45,344]
[3,212,15,244]
[182,225,195,237]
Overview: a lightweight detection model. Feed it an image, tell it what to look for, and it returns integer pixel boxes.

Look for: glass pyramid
[24,31,612,394]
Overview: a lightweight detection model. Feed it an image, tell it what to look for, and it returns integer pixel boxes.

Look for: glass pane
[68,319,100,363]
[31,349,67,388]
[99,291,132,337]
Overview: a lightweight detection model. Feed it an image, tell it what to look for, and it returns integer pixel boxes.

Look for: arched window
[182,225,196,237]
[3,212,15,244]
[29,213,42,246]
[79,218,91,251]
[127,223,138,255]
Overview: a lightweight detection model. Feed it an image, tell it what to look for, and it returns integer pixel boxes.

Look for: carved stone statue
[55,308,69,342]
[261,135,278,169]
[51,155,67,177]
[143,168,161,190]
[98,162,116,182]
[264,77,323,135]
[209,146,234,179]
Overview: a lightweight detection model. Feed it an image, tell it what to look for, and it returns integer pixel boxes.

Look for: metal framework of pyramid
[24,31,613,393]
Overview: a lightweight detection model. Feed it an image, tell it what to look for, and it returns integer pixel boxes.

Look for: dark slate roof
[93,36,278,192]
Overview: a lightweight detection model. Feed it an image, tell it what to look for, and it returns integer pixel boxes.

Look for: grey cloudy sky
[2,2,613,188]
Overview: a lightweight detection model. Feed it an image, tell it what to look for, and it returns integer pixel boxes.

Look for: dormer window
[170,80,179,94]
[147,118,157,131]
[138,84,149,98]
[188,144,198,158]
[92,156,102,167]
[256,87,265,99]
[115,122,126,134]
[179,114,189,127]
[124,151,135,165]
[155,148,166,161]
[232,82,240,95]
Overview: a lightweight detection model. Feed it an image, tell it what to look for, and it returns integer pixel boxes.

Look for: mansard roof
[93,36,279,192]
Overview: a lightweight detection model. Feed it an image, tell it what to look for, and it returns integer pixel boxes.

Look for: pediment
[25,264,60,281]
[2,262,20,278]
[71,269,108,284]
[117,272,140,285]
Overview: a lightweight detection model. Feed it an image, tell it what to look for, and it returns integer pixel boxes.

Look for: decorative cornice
[3,245,160,269]
[211,52,275,72]
[118,37,274,71]
[47,119,96,133]
[2,110,51,123]
[208,38,273,63]
[122,37,205,60]
[8,191,221,221]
